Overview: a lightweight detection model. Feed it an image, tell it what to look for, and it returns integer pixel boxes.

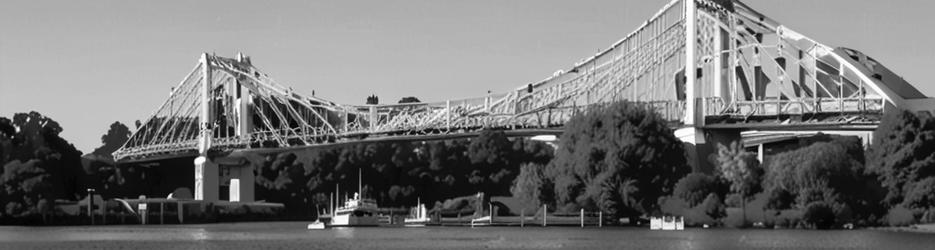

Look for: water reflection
[187,228,209,241]
[2,223,935,249]
[333,227,356,239]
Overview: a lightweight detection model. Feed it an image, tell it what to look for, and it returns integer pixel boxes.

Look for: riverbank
[4,222,935,249]
[874,223,935,234]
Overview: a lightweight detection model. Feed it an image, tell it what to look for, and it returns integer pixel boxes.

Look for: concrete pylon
[676,127,742,173]
[195,53,219,201]
[194,156,219,201]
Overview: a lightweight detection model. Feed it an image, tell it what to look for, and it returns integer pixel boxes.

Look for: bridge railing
[703,97,885,119]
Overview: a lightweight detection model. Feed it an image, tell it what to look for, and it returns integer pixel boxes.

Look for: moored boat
[404,199,431,227]
[329,169,381,227]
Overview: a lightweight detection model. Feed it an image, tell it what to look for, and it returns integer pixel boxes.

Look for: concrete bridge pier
[194,156,219,201]
[194,156,255,202]
[675,127,742,174]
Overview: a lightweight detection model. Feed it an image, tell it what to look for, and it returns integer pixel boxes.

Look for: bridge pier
[194,156,219,201]
[675,127,742,173]
[194,156,256,202]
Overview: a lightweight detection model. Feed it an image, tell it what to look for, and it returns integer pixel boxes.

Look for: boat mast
[358,168,362,198]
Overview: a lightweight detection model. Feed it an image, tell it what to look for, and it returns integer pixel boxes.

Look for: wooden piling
[177,201,184,224]
[520,209,524,227]
[541,205,547,227]
[580,209,584,228]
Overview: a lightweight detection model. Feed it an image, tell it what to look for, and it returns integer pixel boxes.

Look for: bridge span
[114,0,934,202]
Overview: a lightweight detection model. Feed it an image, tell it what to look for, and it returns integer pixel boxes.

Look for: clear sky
[2,0,933,154]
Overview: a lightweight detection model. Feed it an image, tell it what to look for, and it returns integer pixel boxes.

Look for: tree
[366,95,379,105]
[0,112,84,223]
[867,110,935,206]
[763,140,882,225]
[397,97,421,104]
[468,130,516,196]
[544,101,689,220]
[1,160,53,221]
[91,122,131,158]
[510,163,552,208]
[715,141,762,199]
[714,141,762,226]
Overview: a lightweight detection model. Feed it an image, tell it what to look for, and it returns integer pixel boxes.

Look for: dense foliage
[867,110,935,211]
[526,101,690,220]
[0,112,84,223]
[762,139,883,228]
[251,130,554,216]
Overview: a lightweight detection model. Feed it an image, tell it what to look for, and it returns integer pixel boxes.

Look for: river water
[0,222,933,249]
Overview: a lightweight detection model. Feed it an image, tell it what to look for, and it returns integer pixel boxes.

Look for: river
[1,222,933,249]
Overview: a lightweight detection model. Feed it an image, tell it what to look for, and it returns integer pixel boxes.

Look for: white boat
[330,192,380,227]
[307,220,327,230]
[470,215,492,227]
[329,169,381,227]
[650,216,684,231]
[404,201,431,226]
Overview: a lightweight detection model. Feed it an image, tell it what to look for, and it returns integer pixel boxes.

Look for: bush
[673,173,722,207]
[696,193,725,223]
[766,209,804,229]
[763,140,882,223]
[902,177,935,210]
[885,206,916,226]
[803,202,836,229]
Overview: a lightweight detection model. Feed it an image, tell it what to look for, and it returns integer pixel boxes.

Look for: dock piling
[520,209,524,227]
[541,205,547,227]
[599,211,602,227]
[160,202,165,224]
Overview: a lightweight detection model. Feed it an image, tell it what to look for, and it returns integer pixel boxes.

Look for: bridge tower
[194,53,219,201]
[678,0,741,172]
[193,53,256,202]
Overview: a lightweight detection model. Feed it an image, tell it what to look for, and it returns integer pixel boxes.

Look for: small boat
[470,215,492,227]
[404,200,431,227]
[307,220,327,230]
[650,216,684,231]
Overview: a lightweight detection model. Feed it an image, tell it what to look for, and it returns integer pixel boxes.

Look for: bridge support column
[195,53,219,202]
[194,157,219,201]
[226,163,255,202]
[676,127,741,173]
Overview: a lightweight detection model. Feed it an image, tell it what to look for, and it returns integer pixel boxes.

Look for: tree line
[2,102,933,228]
[250,130,553,217]
[512,101,935,228]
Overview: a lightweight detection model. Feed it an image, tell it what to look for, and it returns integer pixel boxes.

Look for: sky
[2,0,934,154]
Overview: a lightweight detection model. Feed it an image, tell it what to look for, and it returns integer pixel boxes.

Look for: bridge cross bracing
[114,0,933,163]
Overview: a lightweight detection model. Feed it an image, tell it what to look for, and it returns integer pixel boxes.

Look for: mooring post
[580,209,584,228]
[520,209,525,227]
[599,211,603,227]
[542,204,547,227]
[489,203,493,222]
[87,188,95,225]
[177,200,184,224]
[160,202,165,224]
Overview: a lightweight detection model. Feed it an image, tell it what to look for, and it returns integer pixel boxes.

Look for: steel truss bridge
[114,0,933,163]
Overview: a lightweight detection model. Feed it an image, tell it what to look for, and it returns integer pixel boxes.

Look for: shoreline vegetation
[2,101,934,230]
